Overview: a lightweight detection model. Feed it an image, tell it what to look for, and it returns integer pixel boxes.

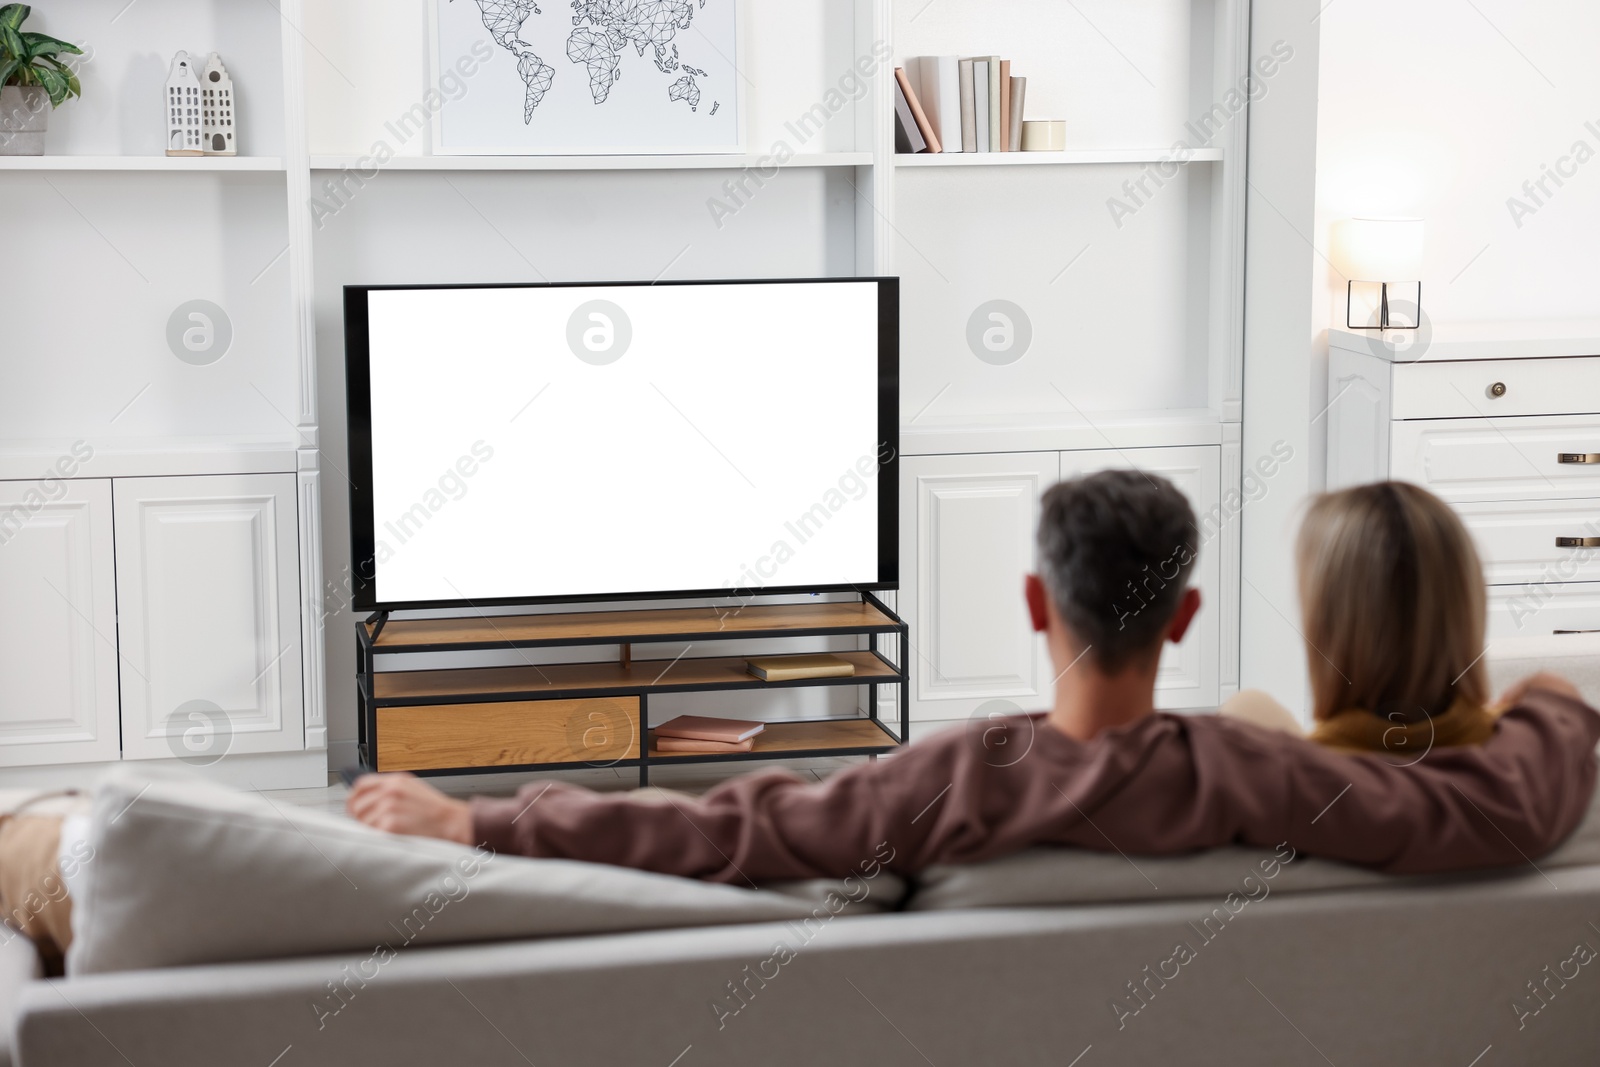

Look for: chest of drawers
[1327,322,1600,640]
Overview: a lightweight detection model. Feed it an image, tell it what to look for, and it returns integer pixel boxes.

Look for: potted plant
[0,4,82,156]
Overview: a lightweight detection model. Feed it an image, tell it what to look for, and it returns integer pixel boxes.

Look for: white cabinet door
[900,452,1060,720]
[0,479,121,767]
[114,475,304,761]
[1058,446,1222,710]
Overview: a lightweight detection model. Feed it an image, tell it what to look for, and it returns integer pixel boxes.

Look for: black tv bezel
[343,276,900,613]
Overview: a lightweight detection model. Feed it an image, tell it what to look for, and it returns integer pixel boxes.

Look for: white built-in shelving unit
[1,0,1250,785]
[0,0,321,787]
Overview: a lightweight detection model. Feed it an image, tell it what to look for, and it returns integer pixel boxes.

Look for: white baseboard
[0,749,330,791]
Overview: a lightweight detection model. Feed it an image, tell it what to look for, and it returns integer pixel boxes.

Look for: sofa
[5,635,1599,1067]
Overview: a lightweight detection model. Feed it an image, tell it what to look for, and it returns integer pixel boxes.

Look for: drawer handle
[1488,381,1507,398]
[1558,453,1600,464]
[1556,536,1600,548]
[1554,629,1600,635]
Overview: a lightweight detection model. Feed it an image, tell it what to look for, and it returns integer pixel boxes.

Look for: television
[344,278,899,611]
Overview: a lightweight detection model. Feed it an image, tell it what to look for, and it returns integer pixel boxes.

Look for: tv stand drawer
[375,697,639,771]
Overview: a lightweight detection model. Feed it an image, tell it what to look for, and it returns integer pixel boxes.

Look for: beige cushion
[66,768,902,975]
[909,775,1600,911]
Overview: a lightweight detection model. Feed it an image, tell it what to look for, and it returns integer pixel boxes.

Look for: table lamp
[1332,217,1424,330]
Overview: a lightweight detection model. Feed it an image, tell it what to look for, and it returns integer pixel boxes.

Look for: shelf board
[310,152,872,172]
[369,600,900,652]
[0,436,303,480]
[0,155,285,172]
[900,407,1226,455]
[895,148,1223,167]
[373,649,900,703]
[647,717,899,760]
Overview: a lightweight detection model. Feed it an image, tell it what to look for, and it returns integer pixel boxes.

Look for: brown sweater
[470,690,1600,884]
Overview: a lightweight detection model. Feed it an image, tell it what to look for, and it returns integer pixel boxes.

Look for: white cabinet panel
[899,452,1059,719]
[1391,357,1600,420]
[1059,447,1222,710]
[0,479,121,767]
[1326,350,1391,490]
[1456,498,1600,587]
[1390,415,1600,503]
[114,475,304,760]
[1488,582,1600,639]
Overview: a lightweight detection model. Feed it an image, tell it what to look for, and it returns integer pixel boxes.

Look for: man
[352,470,1598,883]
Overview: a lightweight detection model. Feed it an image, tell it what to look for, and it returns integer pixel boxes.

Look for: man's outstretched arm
[349,682,1600,883]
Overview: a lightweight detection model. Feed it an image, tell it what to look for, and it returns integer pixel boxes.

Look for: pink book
[652,715,765,744]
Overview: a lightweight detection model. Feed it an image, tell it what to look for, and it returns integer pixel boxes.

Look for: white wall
[1243,0,1600,716]
[1311,0,1600,489]
[1315,0,1600,329]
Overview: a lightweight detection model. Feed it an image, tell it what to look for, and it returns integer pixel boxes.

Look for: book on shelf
[892,75,926,153]
[998,60,1012,151]
[652,715,765,744]
[972,59,990,152]
[747,654,856,682]
[957,59,977,152]
[913,55,962,153]
[654,735,756,754]
[893,66,941,153]
[1008,76,1027,151]
[985,57,1002,151]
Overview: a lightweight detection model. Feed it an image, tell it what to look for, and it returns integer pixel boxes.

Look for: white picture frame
[429,0,744,156]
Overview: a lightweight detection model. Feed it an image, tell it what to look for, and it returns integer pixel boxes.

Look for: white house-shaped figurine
[165,51,202,156]
[201,52,236,156]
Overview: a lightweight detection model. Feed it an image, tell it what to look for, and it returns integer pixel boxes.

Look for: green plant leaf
[0,6,29,34]
[0,24,26,63]
[31,59,64,106]
[39,54,78,96]
[0,56,18,87]
[32,60,61,103]
[22,31,80,58]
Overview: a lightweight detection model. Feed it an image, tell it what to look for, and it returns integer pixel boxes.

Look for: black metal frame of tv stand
[355,592,909,786]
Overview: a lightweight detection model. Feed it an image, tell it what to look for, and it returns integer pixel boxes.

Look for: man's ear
[1024,574,1050,633]
[1166,587,1201,644]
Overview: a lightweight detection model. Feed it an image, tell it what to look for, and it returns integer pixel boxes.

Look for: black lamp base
[1346,280,1421,330]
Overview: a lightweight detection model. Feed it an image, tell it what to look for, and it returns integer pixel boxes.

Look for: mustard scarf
[1310,697,1500,755]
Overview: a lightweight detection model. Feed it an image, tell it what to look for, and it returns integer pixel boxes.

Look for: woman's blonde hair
[1296,481,1488,722]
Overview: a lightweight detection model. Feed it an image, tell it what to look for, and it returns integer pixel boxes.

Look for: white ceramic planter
[0,85,50,155]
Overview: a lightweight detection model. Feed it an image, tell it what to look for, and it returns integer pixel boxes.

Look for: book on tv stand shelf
[653,715,765,744]
[747,654,856,681]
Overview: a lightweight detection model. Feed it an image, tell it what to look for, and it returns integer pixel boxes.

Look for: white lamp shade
[1332,217,1424,281]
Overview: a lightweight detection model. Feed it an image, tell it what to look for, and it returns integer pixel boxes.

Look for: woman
[1224,480,1576,748]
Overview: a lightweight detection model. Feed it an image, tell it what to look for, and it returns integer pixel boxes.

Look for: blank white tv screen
[347,279,896,608]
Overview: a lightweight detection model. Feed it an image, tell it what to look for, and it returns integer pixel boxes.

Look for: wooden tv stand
[355,594,908,785]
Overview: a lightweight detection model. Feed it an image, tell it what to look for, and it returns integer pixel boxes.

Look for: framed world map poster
[432,0,743,155]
